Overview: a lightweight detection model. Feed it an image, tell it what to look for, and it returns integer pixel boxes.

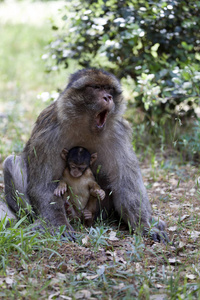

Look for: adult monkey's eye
[108,87,115,94]
[86,85,101,90]
[94,85,101,90]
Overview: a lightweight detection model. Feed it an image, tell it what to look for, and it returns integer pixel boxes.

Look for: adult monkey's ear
[61,148,69,161]
[90,152,97,165]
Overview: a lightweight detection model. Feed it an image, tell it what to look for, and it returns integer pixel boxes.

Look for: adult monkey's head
[58,68,125,132]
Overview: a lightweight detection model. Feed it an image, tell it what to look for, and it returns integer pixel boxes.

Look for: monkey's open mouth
[96,110,108,129]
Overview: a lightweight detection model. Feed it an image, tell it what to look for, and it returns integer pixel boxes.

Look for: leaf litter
[0,161,200,298]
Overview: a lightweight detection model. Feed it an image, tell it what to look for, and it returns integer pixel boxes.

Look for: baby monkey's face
[69,162,88,178]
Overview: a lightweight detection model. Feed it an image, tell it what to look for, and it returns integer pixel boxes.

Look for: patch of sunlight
[0,0,65,26]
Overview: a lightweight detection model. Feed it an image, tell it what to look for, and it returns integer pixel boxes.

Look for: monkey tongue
[96,110,108,128]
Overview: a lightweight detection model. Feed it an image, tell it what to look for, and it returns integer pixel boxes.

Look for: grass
[1,1,200,299]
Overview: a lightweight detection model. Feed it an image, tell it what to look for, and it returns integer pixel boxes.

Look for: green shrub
[44,0,200,123]
[178,119,200,161]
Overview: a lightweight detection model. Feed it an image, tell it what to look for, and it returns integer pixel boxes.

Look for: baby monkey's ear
[61,148,69,161]
[90,152,97,165]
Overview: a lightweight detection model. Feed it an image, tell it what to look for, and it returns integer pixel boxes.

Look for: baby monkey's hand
[95,189,105,201]
[54,182,67,197]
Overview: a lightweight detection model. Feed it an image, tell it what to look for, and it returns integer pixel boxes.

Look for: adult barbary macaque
[54,147,105,226]
[3,68,167,241]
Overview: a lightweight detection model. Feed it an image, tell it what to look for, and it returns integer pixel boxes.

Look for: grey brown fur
[3,68,166,241]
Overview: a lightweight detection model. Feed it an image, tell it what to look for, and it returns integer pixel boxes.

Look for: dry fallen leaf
[75,290,91,299]
[183,203,192,207]
[168,226,177,232]
[169,204,180,209]
[108,230,119,241]
[6,267,16,276]
[97,265,105,276]
[50,278,62,285]
[56,272,66,281]
[168,258,182,265]
[113,282,125,290]
[76,273,87,281]
[180,214,190,222]
[150,293,168,300]
[85,274,99,280]
[176,241,186,252]
[186,274,196,280]
[5,277,15,286]
[28,278,38,285]
[60,296,72,300]
[188,230,200,241]
[155,283,166,289]
[106,250,127,264]
[169,178,179,186]
[135,262,143,272]
[48,291,60,300]
[82,235,90,246]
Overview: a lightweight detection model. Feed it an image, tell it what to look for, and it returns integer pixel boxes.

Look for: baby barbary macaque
[54,147,105,225]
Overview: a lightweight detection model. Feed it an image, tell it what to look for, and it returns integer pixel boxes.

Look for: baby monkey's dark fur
[54,147,105,226]
[3,68,167,242]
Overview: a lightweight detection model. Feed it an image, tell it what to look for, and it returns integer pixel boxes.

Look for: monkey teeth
[96,110,108,128]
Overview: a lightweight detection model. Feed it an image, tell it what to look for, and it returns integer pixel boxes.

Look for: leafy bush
[44,0,200,123]
[179,119,200,161]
